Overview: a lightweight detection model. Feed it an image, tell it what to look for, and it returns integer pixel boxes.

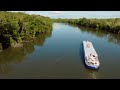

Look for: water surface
[0,23,120,79]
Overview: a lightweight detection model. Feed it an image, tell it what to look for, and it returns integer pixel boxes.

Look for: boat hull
[83,40,100,70]
[85,63,99,69]
[84,59,99,69]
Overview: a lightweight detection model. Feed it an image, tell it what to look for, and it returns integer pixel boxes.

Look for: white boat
[83,40,100,69]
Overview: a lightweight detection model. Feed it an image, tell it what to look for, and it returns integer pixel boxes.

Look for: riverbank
[53,18,120,34]
[0,11,53,49]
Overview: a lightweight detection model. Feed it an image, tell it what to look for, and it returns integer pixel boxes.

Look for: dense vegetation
[0,11,52,49]
[53,18,120,34]
[0,30,52,66]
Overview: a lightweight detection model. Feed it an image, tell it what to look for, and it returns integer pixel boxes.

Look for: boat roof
[83,41,98,57]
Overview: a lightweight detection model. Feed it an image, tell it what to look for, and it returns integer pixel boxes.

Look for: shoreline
[53,18,120,34]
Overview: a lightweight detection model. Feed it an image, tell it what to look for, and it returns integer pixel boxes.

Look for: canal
[0,23,120,79]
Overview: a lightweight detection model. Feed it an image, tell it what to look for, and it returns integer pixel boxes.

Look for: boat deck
[83,40,100,69]
[83,41,98,57]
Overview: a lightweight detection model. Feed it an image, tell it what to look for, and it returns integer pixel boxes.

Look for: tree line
[53,18,120,34]
[0,11,52,49]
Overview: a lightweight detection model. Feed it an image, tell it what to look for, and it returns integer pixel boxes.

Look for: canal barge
[83,40,100,69]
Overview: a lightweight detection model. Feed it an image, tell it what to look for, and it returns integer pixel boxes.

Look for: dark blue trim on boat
[86,65,97,69]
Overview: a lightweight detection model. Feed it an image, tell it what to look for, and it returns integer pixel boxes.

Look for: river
[0,23,120,79]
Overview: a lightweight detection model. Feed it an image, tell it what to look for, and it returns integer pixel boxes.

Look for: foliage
[53,18,120,34]
[0,11,52,48]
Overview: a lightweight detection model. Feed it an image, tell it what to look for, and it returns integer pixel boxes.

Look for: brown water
[0,23,120,79]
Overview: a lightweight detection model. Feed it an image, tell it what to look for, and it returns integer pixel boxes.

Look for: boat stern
[86,65,99,69]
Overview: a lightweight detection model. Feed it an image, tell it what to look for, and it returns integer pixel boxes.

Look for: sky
[11,11,120,19]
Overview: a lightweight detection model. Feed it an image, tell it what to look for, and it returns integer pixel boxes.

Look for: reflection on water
[0,23,120,78]
[0,43,34,64]
[85,68,99,79]
[53,23,61,30]
[0,64,13,74]
[34,30,52,46]
[0,30,52,74]
[77,25,120,46]
[0,43,34,74]
[68,23,120,46]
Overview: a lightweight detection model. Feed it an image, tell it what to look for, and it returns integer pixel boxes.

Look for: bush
[0,11,52,48]
[53,18,120,34]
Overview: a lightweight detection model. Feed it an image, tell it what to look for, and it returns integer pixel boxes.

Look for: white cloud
[49,11,63,14]
[10,11,120,19]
